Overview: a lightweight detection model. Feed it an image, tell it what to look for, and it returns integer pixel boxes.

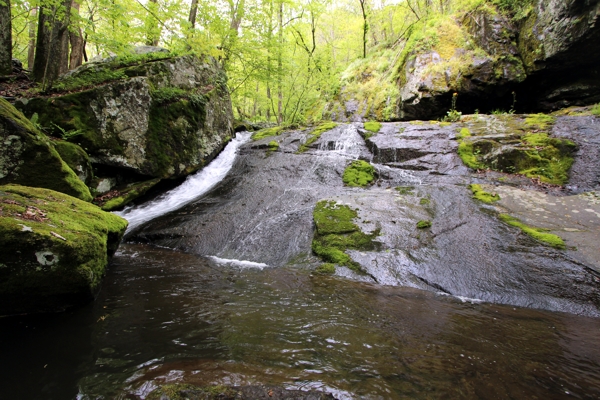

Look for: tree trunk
[188,0,198,28]
[28,7,36,70]
[32,0,73,88]
[277,1,283,124]
[0,0,12,75]
[69,0,84,70]
[359,0,368,58]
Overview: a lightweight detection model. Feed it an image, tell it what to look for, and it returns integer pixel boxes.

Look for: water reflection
[1,243,599,399]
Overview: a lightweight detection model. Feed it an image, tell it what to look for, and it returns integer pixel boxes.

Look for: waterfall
[116,132,252,233]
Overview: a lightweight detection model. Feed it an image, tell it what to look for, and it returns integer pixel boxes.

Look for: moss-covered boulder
[16,54,234,179]
[0,99,92,201]
[0,184,128,315]
[53,140,94,186]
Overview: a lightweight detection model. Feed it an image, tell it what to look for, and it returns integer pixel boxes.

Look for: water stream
[1,125,599,399]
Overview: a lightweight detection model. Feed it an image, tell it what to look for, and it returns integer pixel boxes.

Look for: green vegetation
[343,160,375,187]
[364,121,382,133]
[457,140,487,170]
[267,140,279,153]
[94,178,162,211]
[525,113,556,130]
[590,103,600,116]
[312,200,379,272]
[252,126,284,141]
[469,184,500,203]
[417,220,432,229]
[0,184,128,313]
[315,263,336,274]
[395,186,415,195]
[499,214,566,249]
[419,198,431,205]
[456,128,471,139]
[297,122,338,153]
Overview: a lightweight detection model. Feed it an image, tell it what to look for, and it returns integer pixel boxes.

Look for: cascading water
[116,132,252,233]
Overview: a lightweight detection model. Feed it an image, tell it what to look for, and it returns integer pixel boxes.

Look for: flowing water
[1,128,600,399]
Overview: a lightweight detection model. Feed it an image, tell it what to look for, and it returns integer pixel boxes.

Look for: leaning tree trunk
[0,0,12,75]
[32,0,72,88]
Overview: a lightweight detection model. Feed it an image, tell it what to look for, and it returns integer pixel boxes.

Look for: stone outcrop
[0,98,92,201]
[332,0,600,121]
[16,54,234,182]
[0,184,128,315]
[518,0,600,109]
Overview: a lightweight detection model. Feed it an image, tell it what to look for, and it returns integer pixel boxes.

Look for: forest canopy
[2,0,533,123]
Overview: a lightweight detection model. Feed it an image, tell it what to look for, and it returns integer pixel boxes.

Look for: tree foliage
[8,0,528,120]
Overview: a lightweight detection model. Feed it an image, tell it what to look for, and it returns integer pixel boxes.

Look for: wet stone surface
[131,117,600,317]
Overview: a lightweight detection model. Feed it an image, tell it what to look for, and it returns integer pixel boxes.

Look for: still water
[2,243,600,399]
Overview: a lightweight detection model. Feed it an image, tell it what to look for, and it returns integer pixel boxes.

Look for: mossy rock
[0,99,92,201]
[469,184,500,204]
[94,178,161,211]
[297,122,338,153]
[499,213,565,250]
[0,184,128,314]
[312,200,379,272]
[53,141,94,186]
[342,160,375,187]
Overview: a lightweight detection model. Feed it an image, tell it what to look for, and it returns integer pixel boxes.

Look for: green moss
[417,220,432,229]
[395,186,415,195]
[297,122,338,153]
[267,140,279,152]
[525,113,556,130]
[419,198,431,205]
[499,214,566,249]
[53,141,93,186]
[458,140,486,170]
[0,184,127,314]
[315,263,336,274]
[145,95,208,177]
[96,178,161,211]
[456,127,471,139]
[251,126,284,141]
[591,103,600,117]
[0,99,92,201]
[312,200,379,272]
[364,121,382,133]
[469,184,500,203]
[342,160,375,187]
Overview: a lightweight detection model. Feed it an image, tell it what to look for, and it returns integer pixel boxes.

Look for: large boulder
[0,184,128,315]
[16,54,234,179]
[398,9,526,120]
[0,98,92,201]
[518,0,600,109]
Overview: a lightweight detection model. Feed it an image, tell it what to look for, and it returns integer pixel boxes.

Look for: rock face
[0,184,128,315]
[519,0,600,109]
[333,0,600,121]
[17,54,234,180]
[398,10,525,120]
[0,99,92,201]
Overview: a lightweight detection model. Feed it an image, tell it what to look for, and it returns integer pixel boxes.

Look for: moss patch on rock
[252,126,284,141]
[0,184,128,314]
[469,184,500,203]
[312,200,379,272]
[53,140,94,186]
[94,178,162,211]
[0,99,92,201]
[342,160,375,187]
[499,213,566,249]
[416,220,432,229]
[315,263,336,274]
[297,122,338,153]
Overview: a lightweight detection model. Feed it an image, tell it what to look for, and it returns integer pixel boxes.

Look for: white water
[116,132,252,232]
[208,256,268,269]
